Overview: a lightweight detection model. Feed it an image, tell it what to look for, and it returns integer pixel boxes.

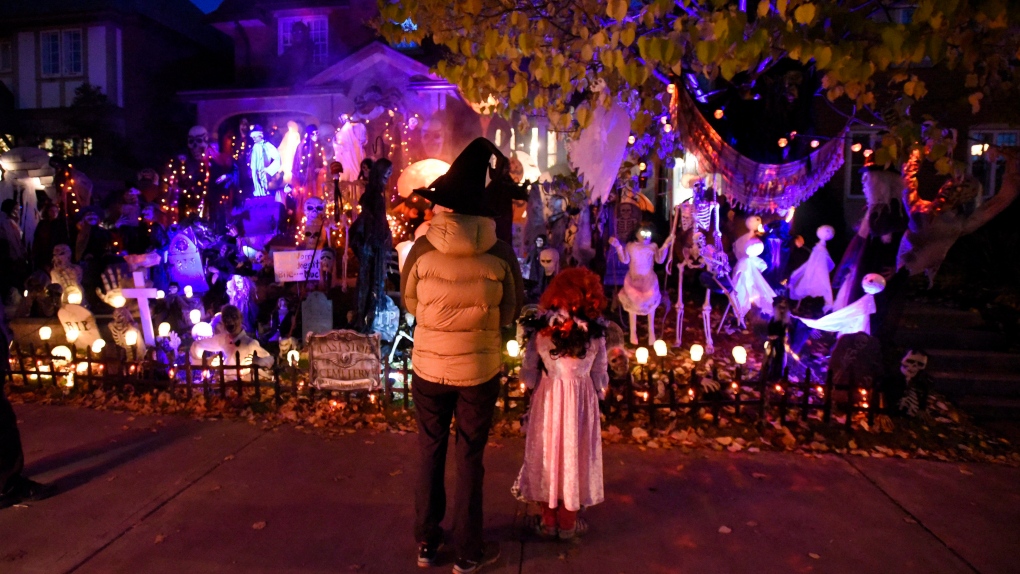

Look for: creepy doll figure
[512,267,609,540]
[731,237,775,322]
[608,224,674,345]
[226,273,257,333]
[788,225,835,310]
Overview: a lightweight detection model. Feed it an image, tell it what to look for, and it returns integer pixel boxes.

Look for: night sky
[190,0,223,13]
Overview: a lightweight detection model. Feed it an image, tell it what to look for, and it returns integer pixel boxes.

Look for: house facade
[0,0,232,169]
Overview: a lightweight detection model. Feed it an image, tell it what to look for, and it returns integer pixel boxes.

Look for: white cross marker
[122,271,160,345]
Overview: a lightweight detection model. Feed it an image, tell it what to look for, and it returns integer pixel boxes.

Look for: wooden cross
[122,271,159,345]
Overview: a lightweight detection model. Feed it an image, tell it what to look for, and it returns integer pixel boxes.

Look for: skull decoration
[900,349,929,382]
[303,197,326,229]
[539,248,560,277]
[53,244,73,267]
[607,346,630,379]
[187,125,209,161]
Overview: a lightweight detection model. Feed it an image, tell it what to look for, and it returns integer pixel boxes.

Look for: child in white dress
[513,267,609,540]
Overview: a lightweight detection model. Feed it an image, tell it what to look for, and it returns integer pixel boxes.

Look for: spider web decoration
[674,87,847,213]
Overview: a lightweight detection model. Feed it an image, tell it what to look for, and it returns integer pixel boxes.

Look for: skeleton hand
[699,378,720,393]
[96,267,128,308]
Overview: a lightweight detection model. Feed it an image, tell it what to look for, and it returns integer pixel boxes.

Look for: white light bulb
[653,340,668,357]
[690,344,704,362]
[635,347,649,365]
[184,285,194,298]
[125,330,138,346]
[287,349,300,367]
[110,295,126,308]
[66,327,80,342]
[506,340,521,358]
[190,309,201,325]
[92,339,106,353]
[67,290,82,305]
[158,322,171,337]
[156,290,165,299]
[39,326,52,341]
[731,346,747,365]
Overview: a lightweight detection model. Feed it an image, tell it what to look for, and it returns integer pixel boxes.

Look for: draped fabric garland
[673,87,848,213]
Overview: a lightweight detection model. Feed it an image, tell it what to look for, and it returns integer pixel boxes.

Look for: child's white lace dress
[512,333,608,511]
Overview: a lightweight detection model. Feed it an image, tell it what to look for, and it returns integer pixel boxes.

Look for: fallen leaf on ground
[389,469,403,476]
[154,534,166,544]
[106,475,117,482]
[746,520,758,527]
[252,521,267,530]
[223,455,235,461]
[751,472,768,479]
[209,485,221,492]
[808,552,820,559]
[904,517,917,524]
[715,436,733,446]
[718,526,732,534]
[959,468,974,475]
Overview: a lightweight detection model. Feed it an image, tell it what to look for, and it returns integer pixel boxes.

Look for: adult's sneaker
[417,538,441,568]
[452,543,500,574]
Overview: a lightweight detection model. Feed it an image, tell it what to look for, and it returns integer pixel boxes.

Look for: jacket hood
[425,212,497,256]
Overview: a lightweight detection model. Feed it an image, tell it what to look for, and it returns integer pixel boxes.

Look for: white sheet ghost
[567,101,631,204]
[795,273,886,337]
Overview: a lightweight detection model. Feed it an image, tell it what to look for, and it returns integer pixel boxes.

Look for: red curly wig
[539,267,607,318]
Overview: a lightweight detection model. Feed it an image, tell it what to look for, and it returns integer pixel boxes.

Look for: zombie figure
[249,125,281,198]
[264,297,297,342]
[349,159,395,333]
[898,148,1019,286]
[299,197,330,249]
[609,224,673,345]
[50,244,83,305]
[523,235,549,296]
[226,273,258,333]
[190,305,274,379]
[15,272,61,318]
[527,247,560,303]
[294,124,327,202]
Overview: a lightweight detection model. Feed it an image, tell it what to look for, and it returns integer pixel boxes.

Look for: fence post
[402,355,410,410]
[757,368,767,427]
[185,359,193,400]
[845,366,857,430]
[202,355,211,401]
[234,351,243,398]
[273,367,282,406]
[801,368,812,420]
[252,352,261,402]
[823,369,833,424]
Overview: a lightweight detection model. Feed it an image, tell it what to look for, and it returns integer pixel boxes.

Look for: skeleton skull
[187,126,209,161]
[900,350,929,381]
[304,197,326,228]
[539,248,560,277]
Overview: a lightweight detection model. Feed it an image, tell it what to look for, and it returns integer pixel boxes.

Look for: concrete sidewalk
[1,405,1017,574]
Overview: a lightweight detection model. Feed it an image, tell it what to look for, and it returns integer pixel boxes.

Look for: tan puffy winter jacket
[400,212,524,386]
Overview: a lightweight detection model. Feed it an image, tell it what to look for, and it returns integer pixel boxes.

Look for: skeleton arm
[655,236,674,264]
[608,237,629,264]
[962,151,1020,235]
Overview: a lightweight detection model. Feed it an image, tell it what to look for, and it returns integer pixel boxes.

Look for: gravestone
[57,304,100,349]
[308,329,381,391]
[829,332,883,390]
[302,291,333,339]
[167,233,208,293]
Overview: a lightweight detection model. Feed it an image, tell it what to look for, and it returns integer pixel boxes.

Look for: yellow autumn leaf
[794,3,816,25]
[607,0,628,22]
[621,24,636,47]
[510,82,527,106]
[581,43,594,62]
[757,0,771,18]
[968,92,983,114]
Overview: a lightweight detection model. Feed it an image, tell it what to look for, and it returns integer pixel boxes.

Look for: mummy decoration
[788,225,835,310]
[795,273,886,337]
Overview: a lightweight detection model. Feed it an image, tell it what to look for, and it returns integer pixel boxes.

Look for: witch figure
[349,157,395,333]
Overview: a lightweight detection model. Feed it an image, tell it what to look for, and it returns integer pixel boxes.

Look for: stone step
[926,349,1020,373]
[956,396,1020,421]
[900,304,985,329]
[931,371,1020,399]
[893,328,1006,351]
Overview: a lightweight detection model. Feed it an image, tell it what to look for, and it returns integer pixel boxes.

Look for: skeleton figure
[299,197,330,249]
[896,350,931,416]
[674,232,707,347]
[50,244,83,305]
[95,266,146,359]
[609,226,673,345]
[187,126,209,161]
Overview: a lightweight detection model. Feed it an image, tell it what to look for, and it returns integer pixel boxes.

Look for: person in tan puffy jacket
[401,138,523,573]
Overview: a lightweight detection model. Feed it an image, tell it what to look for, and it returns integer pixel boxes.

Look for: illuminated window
[844,130,880,197]
[546,131,558,168]
[40,29,83,78]
[969,128,1019,199]
[278,16,328,65]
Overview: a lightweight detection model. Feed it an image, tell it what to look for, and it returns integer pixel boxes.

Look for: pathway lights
[158,322,172,338]
[184,285,193,298]
[91,339,106,354]
[39,326,52,341]
[190,309,202,325]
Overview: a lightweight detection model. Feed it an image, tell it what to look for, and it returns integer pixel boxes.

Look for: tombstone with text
[308,329,381,391]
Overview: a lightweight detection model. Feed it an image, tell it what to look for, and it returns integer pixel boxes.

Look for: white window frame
[0,40,12,73]
[843,129,881,198]
[968,127,1019,199]
[277,15,328,65]
[39,29,83,78]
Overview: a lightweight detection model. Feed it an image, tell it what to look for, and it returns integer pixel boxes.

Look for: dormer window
[278,16,328,65]
[40,29,83,78]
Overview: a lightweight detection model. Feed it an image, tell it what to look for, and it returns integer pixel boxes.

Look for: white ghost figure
[732,215,763,262]
[789,225,836,310]
[796,273,886,337]
[732,238,775,321]
[567,101,631,204]
[333,121,367,182]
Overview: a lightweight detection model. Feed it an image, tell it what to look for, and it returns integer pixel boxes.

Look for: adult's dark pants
[413,374,500,562]
[0,382,25,493]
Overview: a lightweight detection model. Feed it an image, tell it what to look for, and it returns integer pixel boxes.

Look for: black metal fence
[7,342,878,429]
